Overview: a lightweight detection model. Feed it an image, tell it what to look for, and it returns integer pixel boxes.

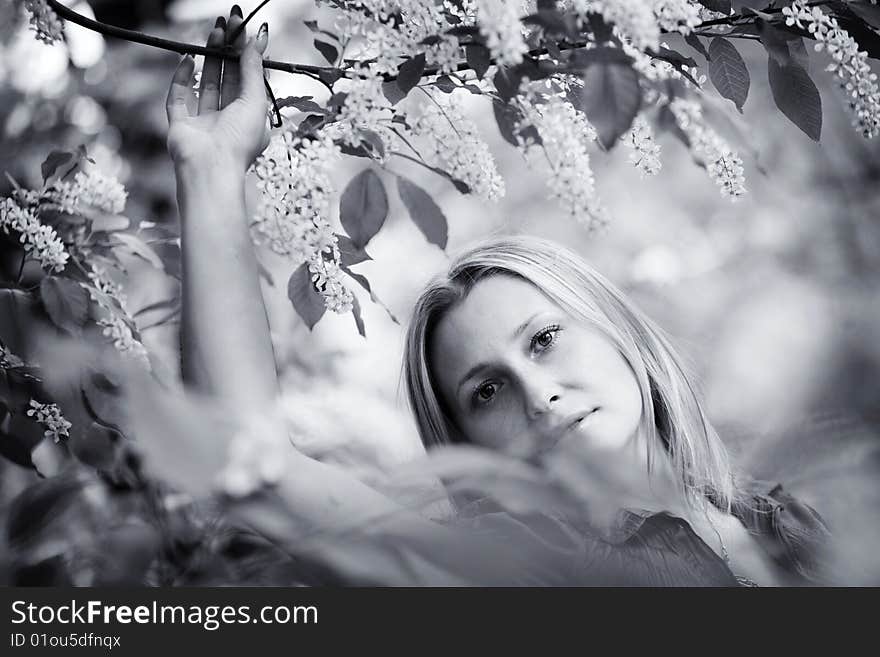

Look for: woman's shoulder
[730,480,833,583]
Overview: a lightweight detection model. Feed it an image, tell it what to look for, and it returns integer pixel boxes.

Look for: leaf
[465,44,491,80]
[276,96,325,113]
[6,475,85,547]
[396,53,426,95]
[708,37,750,112]
[335,234,372,267]
[339,170,388,250]
[493,102,523,146]
[580,61,641,150]
[685,33,710,61]
[110,233,164,270]
[849,1,880,29]
[39,277,89,337]
[382,81,407,105]
[40,151,73,183]
[396,176,448,249]
[288,264,326,331]
[341,267,399,325]
[697,0,731,12]
[0,408,44,468]
[433,75,457,93]
[768,57,822,141]
[351,295,366,338]
[313,39,338,65]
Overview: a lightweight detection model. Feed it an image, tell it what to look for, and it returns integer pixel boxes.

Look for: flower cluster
[21,0,64,45]
[333,72,394,152]
[26,399,72,443]
[623,115,662,177]
[411,91,505,201]
[251,131,353,313]
[324,1,461,76]
[1,197,69,272]
[782,1,880,138]
[45,170,128,215]
[569,0,661,51]
[669,99,746,199]
[475,0,529,66]
[82,264,149,367]
[652,0,701,36]
[516,89,608,229]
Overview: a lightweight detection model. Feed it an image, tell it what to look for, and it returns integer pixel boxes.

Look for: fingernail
[231,4,242,17]
[258,22,268,41]
[215,16,226,29]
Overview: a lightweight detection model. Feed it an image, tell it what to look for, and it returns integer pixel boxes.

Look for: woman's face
[429,274,644,459]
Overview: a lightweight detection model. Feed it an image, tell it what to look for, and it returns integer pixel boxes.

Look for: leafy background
[0,0,878,585]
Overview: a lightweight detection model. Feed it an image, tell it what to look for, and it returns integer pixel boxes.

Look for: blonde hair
[402,234,741,512]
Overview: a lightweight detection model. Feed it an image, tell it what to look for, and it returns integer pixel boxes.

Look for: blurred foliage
[0,0,878,586]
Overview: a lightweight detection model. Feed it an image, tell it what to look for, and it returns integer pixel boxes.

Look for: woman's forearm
[175,161,278,406]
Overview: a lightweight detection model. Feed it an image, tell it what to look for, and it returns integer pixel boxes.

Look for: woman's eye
[531,324,562,352]
[473,381,500,405]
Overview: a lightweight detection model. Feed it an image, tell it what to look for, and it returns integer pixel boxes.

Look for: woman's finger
[198,18,226,114]
[221,5,246,109]
[166,55,196,124]
[240,29,269,104]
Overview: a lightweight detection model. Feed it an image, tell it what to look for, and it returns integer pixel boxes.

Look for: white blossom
[26,399,71,443]
[652,0,702,37]
[516,88,608,229]
[22,0,64,45]
[96,314,149,365]
[569,0,661,52]
[0,197,69,272]
[334,71,394,151]
[45,170,128,215]
[411,91,505,201]
[250,130,354,314]
[475,0,529,67]
[670,98,746,199]
[624,115,662,176]
[87,263,128,313]
[783,1,880,138]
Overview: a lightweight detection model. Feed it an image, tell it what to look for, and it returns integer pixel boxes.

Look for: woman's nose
[524,382,561,419]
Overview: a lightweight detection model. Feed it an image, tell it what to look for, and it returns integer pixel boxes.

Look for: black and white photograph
[1,0,879,599]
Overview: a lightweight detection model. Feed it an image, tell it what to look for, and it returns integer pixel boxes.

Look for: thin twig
[227,0,276,44]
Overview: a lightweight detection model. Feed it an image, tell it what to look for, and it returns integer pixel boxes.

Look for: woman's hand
[165,8,271,175]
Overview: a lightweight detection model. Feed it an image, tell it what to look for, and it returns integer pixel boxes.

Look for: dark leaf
[341,267,400,324]
[6,475,84,547]
[650,47,698,70]
[493,101,524,146]
[445,25,481,38]
[493,68,518,101]
[0,409,44,468]
[434,75,458,93]
[340,170,388,249]
[466,44,492,80]
[522,11,568,34]
[788,38,810,70]
[288,264,326,331]
[768,57,822,141]
[697,0,731,12]
[397,53,426,94]
[567,45,633,70]
[580,61,641,149]
[382,81,407,105]
[40,151,73,184]
[685,33,710,61]
[39,277,89,337]
[335,234,373,267]
[396,176,449,249]
[358,129,386,158]
[708,37,750,112]
[350,295,366,338]
[276,96,325,113]
[849,1,880,29]
[314,39,338,65]
[420,35,444,46]
[298,114,326,135]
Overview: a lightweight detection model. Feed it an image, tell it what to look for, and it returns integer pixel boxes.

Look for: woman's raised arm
[166,10,276,408]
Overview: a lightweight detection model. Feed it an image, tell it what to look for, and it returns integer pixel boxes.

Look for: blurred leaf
[697,0,731,12]
[768,57,822,141]
[350,295,366,338]
[276,96,325,114]
[396,53,426,94]
[70,421,119,470]
[313,39,338,65]
[396,176,448,249]
[288,263,326,331]
[6,474,84,548]
[40,150,73,183]
[110,233,164,270]
[708,37,750,112]
[341,266,399,324]
[340,170,388,249]
[580,59,641,149]
[40,276,89,337]
[849,1,880,29]
[0,409,44,468]
[382,81,407,105]
[465,44,491,79]
[685,33,710,61]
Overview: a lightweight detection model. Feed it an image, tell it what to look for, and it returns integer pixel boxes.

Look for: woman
[163,10,830,586]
